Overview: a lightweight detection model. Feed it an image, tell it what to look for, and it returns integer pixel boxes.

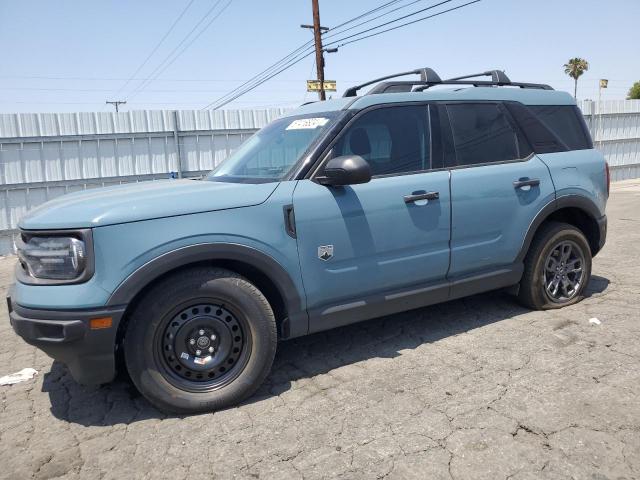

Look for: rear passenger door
[441,102,556,277]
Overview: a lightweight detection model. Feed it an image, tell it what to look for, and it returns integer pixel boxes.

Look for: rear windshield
[207,112,340,183]
[529,105,592,151]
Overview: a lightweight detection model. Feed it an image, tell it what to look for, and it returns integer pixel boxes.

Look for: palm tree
[564,58,590,100]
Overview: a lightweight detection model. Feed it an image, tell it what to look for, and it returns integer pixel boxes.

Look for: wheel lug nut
[208,346,214,353]
[199,329,205,336]
[196,349,201,356]
[210,334,216,341]
[189,339,196,345]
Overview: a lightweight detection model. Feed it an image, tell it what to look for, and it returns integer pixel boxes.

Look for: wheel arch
[517,195,604,263]
[109,244,307,348]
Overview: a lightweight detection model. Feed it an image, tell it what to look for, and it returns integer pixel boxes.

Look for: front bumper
[7,288,125,385]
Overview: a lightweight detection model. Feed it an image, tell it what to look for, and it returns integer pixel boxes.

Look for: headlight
[16,230,94,284]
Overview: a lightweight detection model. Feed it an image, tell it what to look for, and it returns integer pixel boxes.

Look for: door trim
[307,263,523,334]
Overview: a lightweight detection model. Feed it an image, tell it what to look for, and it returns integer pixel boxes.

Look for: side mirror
[317,155,372,186]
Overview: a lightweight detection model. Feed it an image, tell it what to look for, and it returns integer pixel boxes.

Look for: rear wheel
[518,222,592,310]
[124,267,277,413]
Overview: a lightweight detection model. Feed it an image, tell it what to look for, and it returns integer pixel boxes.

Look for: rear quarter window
[528,105,592,151]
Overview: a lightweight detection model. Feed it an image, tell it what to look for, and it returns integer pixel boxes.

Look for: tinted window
[529,105,591,150]
[446,103,521,167]
[504,102,566,154]
[331,105,430,176]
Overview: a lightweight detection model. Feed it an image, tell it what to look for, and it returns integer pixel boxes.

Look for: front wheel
[124,267,277,414]
[518,222,592,310]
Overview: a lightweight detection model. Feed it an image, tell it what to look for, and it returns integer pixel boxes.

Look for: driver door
[292,104,451,332]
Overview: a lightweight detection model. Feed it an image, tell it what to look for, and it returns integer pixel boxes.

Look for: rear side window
[445,103,525,167]
[528,105,592,150]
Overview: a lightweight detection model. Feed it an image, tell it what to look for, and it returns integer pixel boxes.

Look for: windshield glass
[207,112,340,183]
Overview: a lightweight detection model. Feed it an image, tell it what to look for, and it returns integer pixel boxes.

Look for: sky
[0,0,638,113]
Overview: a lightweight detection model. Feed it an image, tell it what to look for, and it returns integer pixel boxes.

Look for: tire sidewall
[125,271,276,413]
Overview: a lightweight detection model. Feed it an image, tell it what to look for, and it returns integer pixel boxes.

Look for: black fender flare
[107,243,307,338]
[516,194,605,263]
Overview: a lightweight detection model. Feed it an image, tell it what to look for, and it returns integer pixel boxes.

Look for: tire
[518,221,592,310]
[124,267,277,414]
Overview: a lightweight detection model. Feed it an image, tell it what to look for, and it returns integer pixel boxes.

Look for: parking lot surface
[1,181,639,480]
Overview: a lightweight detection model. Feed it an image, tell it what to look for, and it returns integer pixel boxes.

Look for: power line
[200,42,314,110]
[202,50,316,110]
[204,0,482,110]
[201,0,421,110]
[113,0,197,97]
[0,76,371,84]
[126,0,232,100]
[325,0,461,48]
[201,1,463,110]
[129,0,236,100]
[330,0,405,30]
[323,0,439,41]
[125,0,232,100]
[327,0,481,49]
[301,57,318,104]
[0,86,298,93]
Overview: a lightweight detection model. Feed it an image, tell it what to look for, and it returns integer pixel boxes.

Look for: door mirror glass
[317,155,372,186]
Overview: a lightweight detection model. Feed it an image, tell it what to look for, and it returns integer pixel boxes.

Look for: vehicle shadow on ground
[42,276,609,426]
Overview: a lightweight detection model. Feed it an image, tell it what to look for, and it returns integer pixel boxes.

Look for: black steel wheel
[518,221,592,310]
[124,267,277,413]
[158,303,250,391]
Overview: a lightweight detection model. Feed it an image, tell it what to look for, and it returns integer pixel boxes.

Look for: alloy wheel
[543,240,585,303]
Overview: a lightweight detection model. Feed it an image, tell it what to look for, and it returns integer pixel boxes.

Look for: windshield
[207,112,340,183]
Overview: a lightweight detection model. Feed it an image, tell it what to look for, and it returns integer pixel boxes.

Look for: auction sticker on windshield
[286,117,330,130]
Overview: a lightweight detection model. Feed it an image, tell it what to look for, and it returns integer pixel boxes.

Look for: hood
[19,179,279,230]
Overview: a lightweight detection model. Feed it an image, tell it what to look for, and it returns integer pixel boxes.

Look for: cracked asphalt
[1,180,640,480]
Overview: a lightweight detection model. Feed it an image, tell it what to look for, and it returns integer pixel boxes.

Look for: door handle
[513,178,540,189]
[404,191,439,203]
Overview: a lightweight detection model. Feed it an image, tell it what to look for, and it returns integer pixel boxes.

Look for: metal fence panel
[578,100,640,180]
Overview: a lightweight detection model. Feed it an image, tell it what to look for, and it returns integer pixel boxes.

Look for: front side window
[446,103,522,167]
[329,105,430,176]
[208,112,340,183]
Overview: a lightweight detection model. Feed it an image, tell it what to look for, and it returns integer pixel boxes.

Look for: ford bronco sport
[7,69,608,413]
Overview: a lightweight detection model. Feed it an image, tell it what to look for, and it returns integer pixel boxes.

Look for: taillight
[605,162,610,197]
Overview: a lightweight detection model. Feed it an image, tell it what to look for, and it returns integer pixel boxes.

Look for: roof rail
[342,68,553,97]
[342,67,442,97]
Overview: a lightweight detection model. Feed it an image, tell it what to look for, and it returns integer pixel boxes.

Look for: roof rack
[342,68,442,97]
[342,68,553,97]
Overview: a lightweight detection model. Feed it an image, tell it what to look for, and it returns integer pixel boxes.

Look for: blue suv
[7,69,608,413]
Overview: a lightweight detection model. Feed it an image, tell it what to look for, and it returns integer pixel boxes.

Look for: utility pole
[301,0,329,101]
[105,100,127,113]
